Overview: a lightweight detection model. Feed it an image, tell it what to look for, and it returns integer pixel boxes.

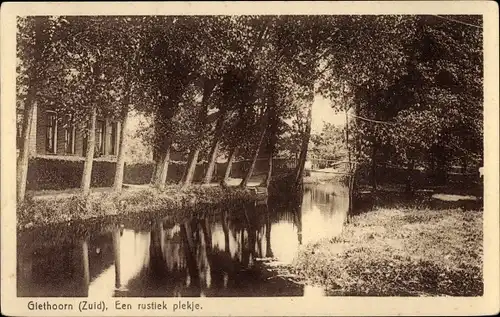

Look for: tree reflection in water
[17,183,349,297]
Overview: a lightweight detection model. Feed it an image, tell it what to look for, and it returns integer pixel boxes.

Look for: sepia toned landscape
[15,14,483,299]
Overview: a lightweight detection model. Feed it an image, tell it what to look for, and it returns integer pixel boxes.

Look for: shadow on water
[17,183,350,298]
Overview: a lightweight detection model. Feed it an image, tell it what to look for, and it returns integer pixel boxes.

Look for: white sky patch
[311,95,346,133]
[126,110,149,132]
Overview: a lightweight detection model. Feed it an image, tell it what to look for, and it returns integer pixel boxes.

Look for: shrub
[17,185,259,230]
[123,163,154,184]
[26,157,115,190]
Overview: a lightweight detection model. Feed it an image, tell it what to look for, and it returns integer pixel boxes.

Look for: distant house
[17,103,122,162]
[17,103,123,190]
[17,104,294,189]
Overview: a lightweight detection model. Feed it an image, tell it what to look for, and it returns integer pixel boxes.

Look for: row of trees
[16,16,315,201]
[16,15,483,202]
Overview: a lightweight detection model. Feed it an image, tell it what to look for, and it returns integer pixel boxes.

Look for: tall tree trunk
[348,104,359,220]
[353,105,360,174]
[263,152,273,189]
[221,146,237,186]
[262,130,277,189]
[180,79,216,188]
[151,111,169,186]
[16,95,35,203]
[240,123,267,188]
[262,108,278,189]
[81,107,97,195]
[294,103,313,185]
[154,146,170,189]
[348,165,357,220]
[150,147,159,184]
[181,149,200,189]
[203,138,222,185]
[179,150,194,185]
[155,147,171,189]
[152,160,161,185]
[17,18,44,202]
[203,114,225,184]
[113,104,130,192]
[152,99,182,188]
[345,108,351,164]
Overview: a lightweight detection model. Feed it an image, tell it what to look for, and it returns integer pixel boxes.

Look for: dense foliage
[16,15,483,199]
[317,15,483,189]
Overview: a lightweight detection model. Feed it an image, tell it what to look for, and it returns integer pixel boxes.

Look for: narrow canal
[17,183,349,297]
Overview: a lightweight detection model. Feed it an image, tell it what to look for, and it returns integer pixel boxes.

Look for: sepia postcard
[1,1,499,316]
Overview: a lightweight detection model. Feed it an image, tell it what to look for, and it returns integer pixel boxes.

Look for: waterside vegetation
[18,186,259,230]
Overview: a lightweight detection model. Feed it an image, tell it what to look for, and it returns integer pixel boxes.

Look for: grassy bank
[291,206,483,296]
[18,185,258,230]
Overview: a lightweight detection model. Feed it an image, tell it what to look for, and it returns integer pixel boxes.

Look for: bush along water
[17,186,259,230]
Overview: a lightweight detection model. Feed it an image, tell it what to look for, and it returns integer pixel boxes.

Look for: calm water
[17,183,349,297]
